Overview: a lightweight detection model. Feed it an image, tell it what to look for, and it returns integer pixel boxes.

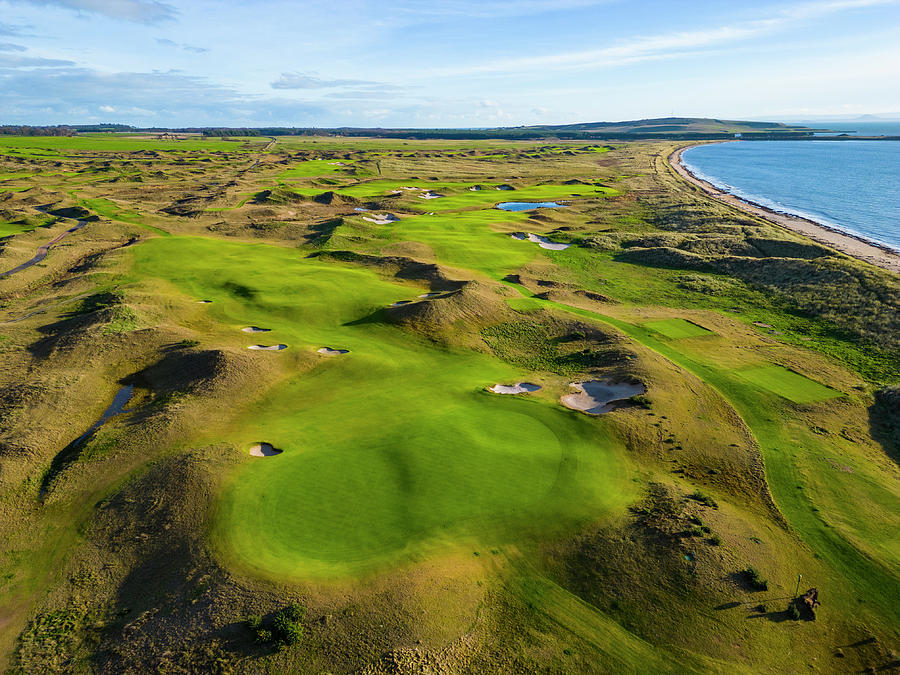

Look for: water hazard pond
[496,202,566,211]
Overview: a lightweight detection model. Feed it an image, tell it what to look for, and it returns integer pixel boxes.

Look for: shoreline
[668,144,900,275]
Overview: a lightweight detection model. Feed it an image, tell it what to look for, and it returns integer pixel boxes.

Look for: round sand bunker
[489,382,542,395]
[242,326,271,333]
[249,442,283,457]
[248,344,287,351]
[317,347,349,355]
[561,380,646,415]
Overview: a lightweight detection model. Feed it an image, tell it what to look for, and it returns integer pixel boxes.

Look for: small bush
[709,534,722,546]
[788,603,801,620]
[248,604,305,649]
[743,566,768,591]
[175,339,200,348]
[687,490,718,509]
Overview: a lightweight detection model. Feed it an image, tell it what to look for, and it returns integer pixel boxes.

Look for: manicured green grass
[0,135,255,153]
[0,221,36,237]
[277,160,352,179]
[643,318,713,338]
[79,198,170,236]
[735,365,842,404]
[132,237,635,579]
[504,284,900,627]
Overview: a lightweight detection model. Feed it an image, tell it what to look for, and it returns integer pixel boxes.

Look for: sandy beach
[669,145,900,275]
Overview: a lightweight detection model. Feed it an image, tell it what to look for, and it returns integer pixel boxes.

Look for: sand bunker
[317,347,349,355]
[419,292,441,298]
[249,442,283,457]
[248,344,287,351]
[496,184,514,190]
[469,185,482,191]
[354,207,369,212]
[418,192,444,199]
[398,186,420,191]
[528,233,571,250]
[197,300,212,304]
[242,326,271,333]
[489,382,542,394]
[363,213,400,225]
[561,380,646,415]
[509,232,571,250]
[391,300,412,307]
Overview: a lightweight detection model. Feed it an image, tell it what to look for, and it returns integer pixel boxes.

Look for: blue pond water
[497,201,566,211]
[681,141,900,251]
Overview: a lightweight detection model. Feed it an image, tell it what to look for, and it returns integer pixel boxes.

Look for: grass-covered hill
[0,133,897,673]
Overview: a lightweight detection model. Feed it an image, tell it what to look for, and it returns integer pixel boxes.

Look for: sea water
[681,141,900,251]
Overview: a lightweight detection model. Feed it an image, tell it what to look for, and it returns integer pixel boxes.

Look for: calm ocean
[681,141,900,252]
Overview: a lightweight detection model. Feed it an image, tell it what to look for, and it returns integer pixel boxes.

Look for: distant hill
[1,117,826,140]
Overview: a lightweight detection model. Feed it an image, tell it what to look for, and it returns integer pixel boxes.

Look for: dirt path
[0,218,89,278]
[668,145,900,275]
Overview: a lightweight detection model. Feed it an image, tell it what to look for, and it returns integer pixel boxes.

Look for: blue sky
[1,0,898,127]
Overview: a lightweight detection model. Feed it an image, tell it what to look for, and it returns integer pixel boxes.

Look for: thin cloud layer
[11,0,177,23]
[271,72,379,90]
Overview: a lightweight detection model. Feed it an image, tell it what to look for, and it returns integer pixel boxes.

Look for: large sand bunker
[363,213,400,225]
[418,192,444,200]
[242,326,271,333]
[317,347,349,355]
[489,382,542,394]
[510,232,571,250]
[248,344,287,351]
[249,442,283,457]
[561,380,646,415]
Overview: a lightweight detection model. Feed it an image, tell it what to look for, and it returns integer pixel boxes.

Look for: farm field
[0,133,897,673]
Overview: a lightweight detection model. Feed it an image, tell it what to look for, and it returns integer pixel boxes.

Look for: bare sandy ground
[249,442,282,457]
[317,347,349,355]
[561,380,646,415]
[489,382,541,394]
[669,145,900,274]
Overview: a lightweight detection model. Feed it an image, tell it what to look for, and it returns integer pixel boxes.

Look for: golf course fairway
[131,237,635,579]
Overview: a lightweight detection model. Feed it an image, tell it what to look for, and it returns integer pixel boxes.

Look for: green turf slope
[131,237,636,579]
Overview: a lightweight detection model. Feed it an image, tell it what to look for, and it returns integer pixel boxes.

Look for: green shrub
[687,490,718,509]
[709,534,722,546]
[743,566,768,591]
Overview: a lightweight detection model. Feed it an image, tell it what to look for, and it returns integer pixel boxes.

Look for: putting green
[132,237,635,579]
[735,365,841,403]
[643,318,712,339]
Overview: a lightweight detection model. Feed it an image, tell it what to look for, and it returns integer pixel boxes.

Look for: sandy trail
[669,145,900,274]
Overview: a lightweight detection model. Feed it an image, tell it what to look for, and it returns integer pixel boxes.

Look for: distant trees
[0,125,76,136]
